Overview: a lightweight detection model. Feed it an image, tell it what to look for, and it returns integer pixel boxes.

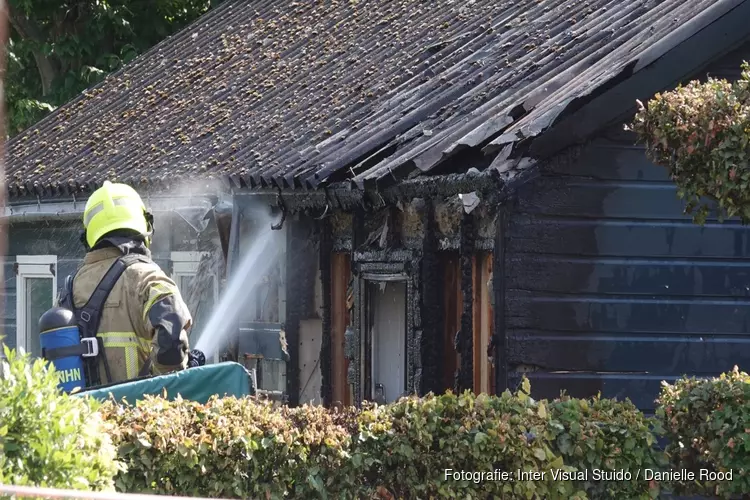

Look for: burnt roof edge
[233,162,526,213]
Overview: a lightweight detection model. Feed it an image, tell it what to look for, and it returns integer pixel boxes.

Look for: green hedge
[0,346,120,491]
[5,342,747,500]
[630,63,750,225]
[100,396,355,498]
[100,378,675,499]
[657,366,750,499]
[548,395,666,499]
[349,385,585,499]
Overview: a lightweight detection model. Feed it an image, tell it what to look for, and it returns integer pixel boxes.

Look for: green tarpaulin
[75,362,254,405]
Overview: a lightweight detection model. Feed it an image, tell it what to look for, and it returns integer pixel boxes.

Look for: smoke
[136,179,283,361]
[194,202,282,359]
[144,177,226,234]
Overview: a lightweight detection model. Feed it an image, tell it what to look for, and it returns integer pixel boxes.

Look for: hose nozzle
[188,349,206,368]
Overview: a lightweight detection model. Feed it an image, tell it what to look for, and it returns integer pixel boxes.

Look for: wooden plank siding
[506,131,750,411]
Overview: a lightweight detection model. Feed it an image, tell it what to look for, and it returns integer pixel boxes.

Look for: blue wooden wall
[505,130,750,411]
[503,39,750,412]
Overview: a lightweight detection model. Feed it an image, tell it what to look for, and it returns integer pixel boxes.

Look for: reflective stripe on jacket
[68,247,192,383]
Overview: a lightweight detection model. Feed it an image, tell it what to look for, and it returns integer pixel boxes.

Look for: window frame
[170,251,220,362]
[15,255,58,357]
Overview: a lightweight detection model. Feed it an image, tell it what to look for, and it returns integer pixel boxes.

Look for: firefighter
[54,181,193,386]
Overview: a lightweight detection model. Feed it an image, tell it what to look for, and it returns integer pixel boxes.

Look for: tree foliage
[5,0,214,136]
[630,63,750,225]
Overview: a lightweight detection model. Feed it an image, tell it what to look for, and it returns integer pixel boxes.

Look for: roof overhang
[233,158,539,213]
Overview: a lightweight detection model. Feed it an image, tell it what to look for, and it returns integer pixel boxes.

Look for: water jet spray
[194,202,283,361]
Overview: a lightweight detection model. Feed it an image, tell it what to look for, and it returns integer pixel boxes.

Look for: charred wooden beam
[472,255,481,394]
[222,199,242,361]
[387,204,402,248]
[214,209,232,269]
[408,255,422,398]
[420,200,442,396]
[285,217,309,406]
[235,167,507,213]
[457,212,475,393]
[472,253,494,394]
[443,254,460,392]
[352,207,366,252]
[297,219,318,320]
[493,207,509,392]
[331,254,350,406]
[319,216,333,407]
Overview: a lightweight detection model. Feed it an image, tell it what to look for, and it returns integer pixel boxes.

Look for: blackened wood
[319,217,333,406]
[457,212,475,393]
[420,201,442,395]
[493,207,508,392]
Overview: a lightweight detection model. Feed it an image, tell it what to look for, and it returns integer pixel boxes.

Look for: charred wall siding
[505,132,750,412]
[333,197,496,399]
[285,215,319,406]
[329,199,496,252]
[319,217,333,406]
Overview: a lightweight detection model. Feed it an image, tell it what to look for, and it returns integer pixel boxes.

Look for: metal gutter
[3,194,226,221]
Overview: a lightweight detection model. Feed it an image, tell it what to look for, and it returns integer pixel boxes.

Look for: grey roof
[4,0,742,198]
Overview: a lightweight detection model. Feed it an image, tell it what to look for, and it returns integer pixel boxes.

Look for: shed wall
[505,132,750,411]
[502,38,750,412]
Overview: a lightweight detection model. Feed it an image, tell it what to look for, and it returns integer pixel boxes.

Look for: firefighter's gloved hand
[188,349,206,368]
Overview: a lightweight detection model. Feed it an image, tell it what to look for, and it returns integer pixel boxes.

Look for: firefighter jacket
[65,246,192,384]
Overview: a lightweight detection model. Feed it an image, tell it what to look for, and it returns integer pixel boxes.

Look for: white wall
[298,264,324,405]
[298,318,323,405]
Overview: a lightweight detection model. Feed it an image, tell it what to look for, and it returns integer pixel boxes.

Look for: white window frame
[171,251,220,362]
[15,255,58,357]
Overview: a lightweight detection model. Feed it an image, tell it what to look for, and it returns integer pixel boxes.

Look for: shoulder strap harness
[51,253,151,388]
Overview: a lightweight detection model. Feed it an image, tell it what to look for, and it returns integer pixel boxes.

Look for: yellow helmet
[83,181,151,248]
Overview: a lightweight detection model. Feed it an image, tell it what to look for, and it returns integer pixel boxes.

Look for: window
[171,251,219,361]
[16,255,57,359]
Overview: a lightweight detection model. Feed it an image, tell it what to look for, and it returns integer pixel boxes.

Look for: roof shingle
[5,0,734,198]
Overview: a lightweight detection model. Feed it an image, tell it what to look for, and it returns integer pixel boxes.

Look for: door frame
[348,250,422,405]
